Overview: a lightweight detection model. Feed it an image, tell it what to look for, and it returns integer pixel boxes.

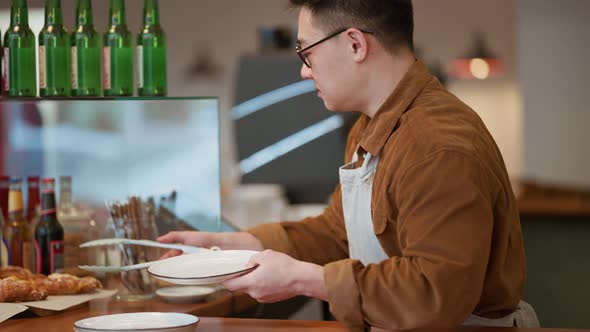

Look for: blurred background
[0,0,589,328]
[1,0,587,210]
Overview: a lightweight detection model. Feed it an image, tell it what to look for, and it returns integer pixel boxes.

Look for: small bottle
[71,0,101,97]
[0,176,9,267]
[39,0,71,97]
[103,0,133,97]
[35,178,64,275]
[0,175,9,221]
[58,176,84,276]
[26,176,40,226]
[3,0,36,97]
[0,210,5,267]
[3,177,34,269]
[57,176,73,214]
[137,0,167,96]
[0,27,2,97]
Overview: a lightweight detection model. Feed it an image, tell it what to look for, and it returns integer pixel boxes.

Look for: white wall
[449,79,522,179]
[518,0,590,188]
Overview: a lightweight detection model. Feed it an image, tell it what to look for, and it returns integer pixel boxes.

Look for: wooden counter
[2,290,590,331]
[4,316,347,332]
[5,309,590,332]
[0,289,259,331]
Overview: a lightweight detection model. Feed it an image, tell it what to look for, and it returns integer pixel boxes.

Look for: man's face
[297,8,357,112]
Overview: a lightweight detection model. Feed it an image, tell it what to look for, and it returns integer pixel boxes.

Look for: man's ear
[345,28,369,63]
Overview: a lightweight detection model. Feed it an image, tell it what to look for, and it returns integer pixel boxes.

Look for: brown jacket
[249,60,526,331]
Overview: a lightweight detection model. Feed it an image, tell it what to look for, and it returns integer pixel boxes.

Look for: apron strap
[514,300,540,328]
[462,300,540,328]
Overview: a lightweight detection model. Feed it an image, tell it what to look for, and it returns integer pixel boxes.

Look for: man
[159,1,539,330]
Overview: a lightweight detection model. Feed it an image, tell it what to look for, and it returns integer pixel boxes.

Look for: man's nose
[300,63,312,80]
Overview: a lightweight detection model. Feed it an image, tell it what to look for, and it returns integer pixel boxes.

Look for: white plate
[156,286,217,303]
[148,250,258,285]
[74,312,199,332]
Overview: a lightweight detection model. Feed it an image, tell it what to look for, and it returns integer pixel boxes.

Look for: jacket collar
[359,59,434,156]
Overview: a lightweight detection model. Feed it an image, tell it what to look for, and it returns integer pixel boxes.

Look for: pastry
[0,266,103,301]
[0,266,35,280]
[32,273,103,296]
[0,276,48,302]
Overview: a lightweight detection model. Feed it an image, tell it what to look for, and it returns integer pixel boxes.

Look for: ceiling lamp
[449,31,505,80]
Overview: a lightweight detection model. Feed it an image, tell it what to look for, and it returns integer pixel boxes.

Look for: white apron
[339,148,540,329]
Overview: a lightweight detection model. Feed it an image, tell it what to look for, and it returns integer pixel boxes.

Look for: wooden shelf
[516,181,590,217]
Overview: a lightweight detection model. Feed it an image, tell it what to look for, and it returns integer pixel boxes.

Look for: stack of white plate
[155,286,217,304]
[74,312,199,332]
[148,250,259,285]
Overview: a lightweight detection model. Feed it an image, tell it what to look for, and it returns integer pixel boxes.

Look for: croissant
[0,266,103,302]
[0,266,36,280]
[32,273,103,296]
[0,277,48,302]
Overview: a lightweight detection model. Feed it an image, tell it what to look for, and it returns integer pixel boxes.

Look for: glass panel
[0,98,224,232]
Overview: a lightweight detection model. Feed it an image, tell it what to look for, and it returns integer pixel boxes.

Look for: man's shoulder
[383,83,500,171]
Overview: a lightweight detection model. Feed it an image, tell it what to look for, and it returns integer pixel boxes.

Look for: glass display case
[0,97,226,233]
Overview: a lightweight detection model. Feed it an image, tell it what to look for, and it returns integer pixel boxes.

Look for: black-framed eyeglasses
[296,27,374,68]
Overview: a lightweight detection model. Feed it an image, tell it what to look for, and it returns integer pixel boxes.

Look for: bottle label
[8,191,24,213]
[22,241,36,272]
[71,46,79,90]
[39,46,47,89]
[2,47,9,92]
[137,46,144,89]
[41,208,57,216]
[50,240,65,273]
[103,46,111,90]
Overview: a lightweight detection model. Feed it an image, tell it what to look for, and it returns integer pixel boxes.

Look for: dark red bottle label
[50,240,65,273]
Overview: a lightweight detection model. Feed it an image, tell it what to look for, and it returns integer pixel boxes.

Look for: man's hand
[222,250,328,303]
[157,231,216,259]
[157,231,265,259]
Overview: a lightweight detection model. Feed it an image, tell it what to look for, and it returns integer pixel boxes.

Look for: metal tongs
[78,238,213,273]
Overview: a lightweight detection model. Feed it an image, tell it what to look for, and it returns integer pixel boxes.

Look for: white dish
[148,250,258,285]
[156,286,217,303]
[74,312,199,332]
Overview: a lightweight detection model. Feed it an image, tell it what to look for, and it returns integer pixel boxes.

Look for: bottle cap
[28,176,40,183]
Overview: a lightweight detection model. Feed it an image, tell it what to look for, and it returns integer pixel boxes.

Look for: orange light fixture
[449,32,505,80]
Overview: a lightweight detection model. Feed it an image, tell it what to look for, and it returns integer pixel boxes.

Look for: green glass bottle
[39,0,71,97]
[104,0,133,97]
[71,0,101,97]
[3,0,37,98]
[137,0,167,96]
